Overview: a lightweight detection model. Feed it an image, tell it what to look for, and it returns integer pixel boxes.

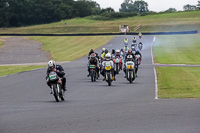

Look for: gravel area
[0,37,50,64]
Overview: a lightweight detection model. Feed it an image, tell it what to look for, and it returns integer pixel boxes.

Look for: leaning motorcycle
[48,71,65,102]
[103,62,113,86]
[125,61,136,83]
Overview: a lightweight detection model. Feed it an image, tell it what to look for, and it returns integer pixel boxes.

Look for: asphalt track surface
[1,36,200,133]
[0,37,49,64]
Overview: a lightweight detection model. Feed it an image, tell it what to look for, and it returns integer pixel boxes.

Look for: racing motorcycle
[103,62,113,86]
[125,61,136,83]
[113,56,122,74]
[135,54,141,65]
[48,71,65,102]
[89,65,97,82]
[138,43,143,51]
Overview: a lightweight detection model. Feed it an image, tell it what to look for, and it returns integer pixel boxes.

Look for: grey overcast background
[94,0,198,12]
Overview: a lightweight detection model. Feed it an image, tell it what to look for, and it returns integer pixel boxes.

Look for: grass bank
[156,67,200,99]
[1,11,200,34]
[0,65,46,77]
[153,34,200,64]
[29,36,113,61]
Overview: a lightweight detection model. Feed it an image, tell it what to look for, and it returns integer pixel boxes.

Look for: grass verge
[153,34,200,64]
[28,36,113,61]
[156,67,200,99]
[1,11,200,34]
[0,65,46,77]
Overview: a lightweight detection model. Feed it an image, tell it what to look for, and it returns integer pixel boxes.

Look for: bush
[88,12,138,20]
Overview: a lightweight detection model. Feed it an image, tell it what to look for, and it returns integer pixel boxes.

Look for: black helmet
[105,49,108,54]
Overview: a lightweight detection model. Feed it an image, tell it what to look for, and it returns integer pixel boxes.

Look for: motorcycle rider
[138,42,143,49]
[135,50,142,65]
[124,38,129,45]
[87,53,99,77]
[101,53,116,81]
[88,49,99,60]
[125,49,135,63]
[132,37,136,43]
[46,60,66,94]
[111,49,116,57]
[101,49,109,60]
[138,32,142,38]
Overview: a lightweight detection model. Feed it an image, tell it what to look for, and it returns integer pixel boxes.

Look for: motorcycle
[103,62,113,86]
[139,34,142,39]
[132,43,137,49]
[135,54,141,65]
[114,56,122,74]
[48,71,65,102]
[125,61,136,83]
[138,43,143,51]
[89,65,97,82]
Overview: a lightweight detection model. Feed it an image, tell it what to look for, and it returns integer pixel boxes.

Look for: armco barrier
[0,30,198,36]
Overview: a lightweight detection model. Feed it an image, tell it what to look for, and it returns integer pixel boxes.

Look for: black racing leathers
[46,65,66,91]
[88,57,99,74]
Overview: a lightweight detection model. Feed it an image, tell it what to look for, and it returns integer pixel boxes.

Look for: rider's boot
[50,88,53,94]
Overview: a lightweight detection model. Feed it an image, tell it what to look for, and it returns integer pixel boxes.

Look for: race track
[0,35,200,133]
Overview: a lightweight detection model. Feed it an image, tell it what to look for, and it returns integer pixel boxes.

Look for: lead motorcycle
[48,71,65,102]
[125,60,136,83]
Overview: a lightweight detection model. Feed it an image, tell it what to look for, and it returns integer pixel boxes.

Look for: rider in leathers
[46,60,67,94]
[87,53,99,77]
[101,53,116,81]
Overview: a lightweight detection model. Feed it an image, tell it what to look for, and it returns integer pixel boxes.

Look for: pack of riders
[45,35,143,91]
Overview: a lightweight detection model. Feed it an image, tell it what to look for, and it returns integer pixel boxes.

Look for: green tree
[120,0,148,13]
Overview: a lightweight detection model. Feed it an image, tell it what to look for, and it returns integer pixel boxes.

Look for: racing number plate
[128,65,133,69]
[105,66,111,70]
[49,73,57,80]
[115,59,119,63]
[90,65,95,68]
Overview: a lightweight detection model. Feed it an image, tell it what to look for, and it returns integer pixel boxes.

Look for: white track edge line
[151,36,158,99]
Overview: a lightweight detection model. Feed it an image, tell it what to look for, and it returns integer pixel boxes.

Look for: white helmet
[48,60,56,67]
[105,53,111,60]
[127,55,133,60]
[116,49,120,53]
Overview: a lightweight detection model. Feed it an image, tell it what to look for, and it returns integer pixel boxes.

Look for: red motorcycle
[113,56,123,74]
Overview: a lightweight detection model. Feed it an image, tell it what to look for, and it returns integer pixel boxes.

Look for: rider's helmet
[90,53,96,59]
[105,53,111,61]
[133,37,136,40]
[112,49,115,55]
[127,55,133,61]
[132,50,136,55]
[128,49,132,55]
[116,49,120,55]
[105,49,108,54]
[124,38,128,45]
[102,48,105,52]
[90,49,94,53]
[131,46,135,51]
[48,60,56,68]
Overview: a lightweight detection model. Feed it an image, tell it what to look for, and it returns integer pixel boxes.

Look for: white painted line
[154,67,158,99]
[151,36,158,99]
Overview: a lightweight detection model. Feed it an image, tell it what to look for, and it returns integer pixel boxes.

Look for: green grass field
[153,34,200,64]
[0,65,46,77]
[156,67,200,99]
[28,36,113,61]
[1,11,200,34]
[0,41,3,47]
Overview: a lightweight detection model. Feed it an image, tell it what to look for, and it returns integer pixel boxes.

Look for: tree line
[0,0,101,27]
